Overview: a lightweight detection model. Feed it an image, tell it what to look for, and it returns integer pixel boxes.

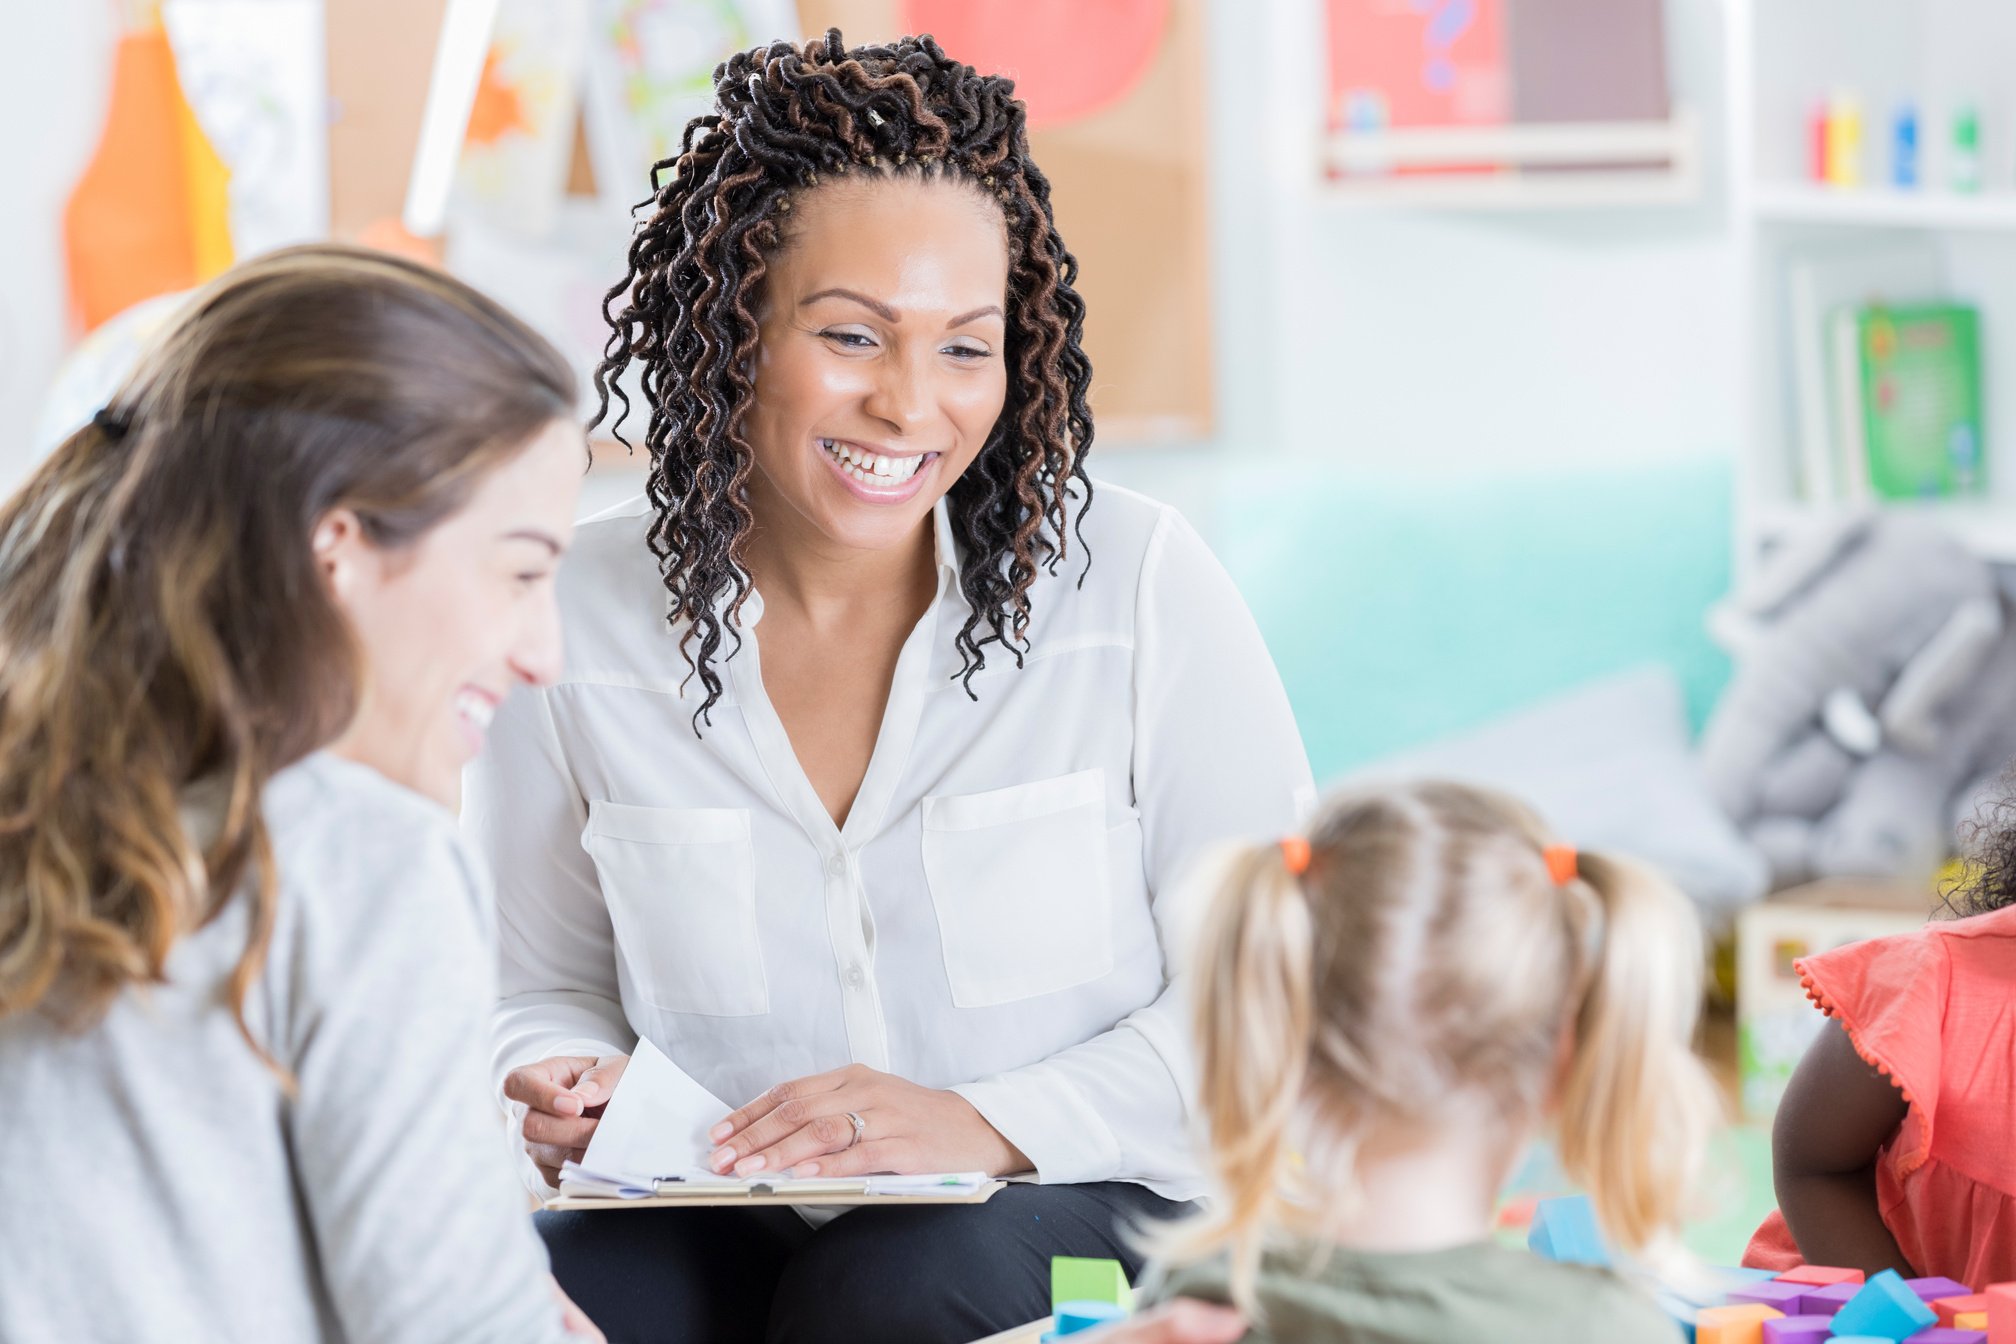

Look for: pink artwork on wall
[1326,0,1508,134]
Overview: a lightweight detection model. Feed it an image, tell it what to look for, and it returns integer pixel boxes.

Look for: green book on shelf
[1842,302,1986,500]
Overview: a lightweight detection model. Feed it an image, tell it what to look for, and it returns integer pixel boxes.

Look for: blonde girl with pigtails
[1140,780,1721,1343]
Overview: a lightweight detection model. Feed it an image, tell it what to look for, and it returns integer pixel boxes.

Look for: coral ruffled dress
[1744,906,2016,1286]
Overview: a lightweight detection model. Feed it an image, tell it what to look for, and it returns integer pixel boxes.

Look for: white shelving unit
[1323,113,1701,209]
[1729,0,2016,576]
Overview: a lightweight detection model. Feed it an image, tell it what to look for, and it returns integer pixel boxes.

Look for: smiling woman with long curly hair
[469,31,1313,1343]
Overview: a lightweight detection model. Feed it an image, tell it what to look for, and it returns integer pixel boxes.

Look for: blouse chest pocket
[583,802,768,1018]
[921,768,1115,1008]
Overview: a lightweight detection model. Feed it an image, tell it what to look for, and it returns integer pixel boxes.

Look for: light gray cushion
[1348,665,1768,921]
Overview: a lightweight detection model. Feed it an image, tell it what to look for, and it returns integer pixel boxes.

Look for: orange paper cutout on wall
[466,47,533,147]
[900,0,1167,130]
[64,24,234,333]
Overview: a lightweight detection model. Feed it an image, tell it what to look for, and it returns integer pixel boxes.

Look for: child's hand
[1083,1300,1247,1343]
[550,1276,605,1342]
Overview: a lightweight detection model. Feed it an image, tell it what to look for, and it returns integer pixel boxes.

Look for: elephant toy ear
[1706,514,1874,658]
[1879,595,2006,754]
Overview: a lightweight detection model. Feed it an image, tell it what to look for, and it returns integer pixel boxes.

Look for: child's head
[1169,780,1718,1304]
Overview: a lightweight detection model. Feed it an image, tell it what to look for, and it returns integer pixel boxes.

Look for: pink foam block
[1777,1266,1866,1289]
[1990,1282,2016,1344]
[1936,1295,1991,1327]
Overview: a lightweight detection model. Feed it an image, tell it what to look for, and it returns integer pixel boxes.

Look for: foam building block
[1800,1282,1863,1316]
[1526,1195,1611,1268]
[1832,1269,1938,1340]
[1659,1286,1708,1343]
[1697,1304,1784,1344]
[1937,1296,1991,1327]
[1778,1265,1867,1288]
[1044,1301,1127,1339]
[1913,1279,1978,1304]
[1906,1330,1988,1344]
[1990,1281,2016,1344]
[1760,1316,1834,1343]
[1052,1258,1132,1312]
[1732,1282,1812,1314]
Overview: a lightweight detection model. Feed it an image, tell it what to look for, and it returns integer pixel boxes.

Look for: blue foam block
[1526,1194,1610,1268]
[1041,1300,1129,1341]
[1830,1269,1938,1341]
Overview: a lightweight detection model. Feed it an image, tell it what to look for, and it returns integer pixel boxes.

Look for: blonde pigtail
[1553,850,1721,1252]
[1154,841,1318,1316]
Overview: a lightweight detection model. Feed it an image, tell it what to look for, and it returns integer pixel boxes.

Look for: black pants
[537,1181,1194,1344]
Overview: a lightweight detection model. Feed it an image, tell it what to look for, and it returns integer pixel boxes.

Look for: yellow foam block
[1696,1303,1784,1344]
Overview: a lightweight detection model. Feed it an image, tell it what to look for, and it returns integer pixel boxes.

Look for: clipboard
[544,1178,1006,1211]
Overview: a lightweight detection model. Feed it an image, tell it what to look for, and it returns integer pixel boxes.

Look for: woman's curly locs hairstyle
[593,29,1095,726]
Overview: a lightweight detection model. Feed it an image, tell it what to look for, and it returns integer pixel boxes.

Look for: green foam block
[1052,1257,1131,1312]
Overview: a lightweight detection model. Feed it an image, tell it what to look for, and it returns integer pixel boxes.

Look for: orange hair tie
[1543,843,1579,886]
[1279,836,1312,877]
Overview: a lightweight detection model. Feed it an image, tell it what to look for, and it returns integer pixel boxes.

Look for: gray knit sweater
[0,753,571,1344]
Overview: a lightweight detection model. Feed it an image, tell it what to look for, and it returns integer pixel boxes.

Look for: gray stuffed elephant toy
[1699,516,2016,889]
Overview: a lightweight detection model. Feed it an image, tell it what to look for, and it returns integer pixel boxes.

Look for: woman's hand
[1084,1302,1247,1344]
[502,1053,631,1187]
[708,1063,1031,1178]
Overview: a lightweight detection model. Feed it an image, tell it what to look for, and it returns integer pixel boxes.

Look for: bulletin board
[326,0,453,239]
[795,0,1215,444]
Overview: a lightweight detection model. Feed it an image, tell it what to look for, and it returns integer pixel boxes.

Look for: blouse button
[827,854,847,880]
[846,963,865,988]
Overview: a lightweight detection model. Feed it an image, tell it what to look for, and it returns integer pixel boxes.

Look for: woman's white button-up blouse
[468,483,1315,1200]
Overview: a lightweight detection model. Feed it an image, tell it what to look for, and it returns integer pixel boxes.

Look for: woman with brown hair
[474,30,1313,1344]
[0,245,600,1343]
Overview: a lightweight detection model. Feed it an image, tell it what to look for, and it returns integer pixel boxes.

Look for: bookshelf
[1730,0,2016,576]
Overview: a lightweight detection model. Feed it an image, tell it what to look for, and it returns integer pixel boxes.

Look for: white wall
[2,0,1741,504]
[1103,0,1741,525]
[0,3,115,485]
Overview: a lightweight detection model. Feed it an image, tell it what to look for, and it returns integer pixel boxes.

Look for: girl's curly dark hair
[594,29,1095,727]
[1945,777,2016,917]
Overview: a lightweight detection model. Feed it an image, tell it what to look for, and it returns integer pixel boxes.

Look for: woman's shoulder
[557,493,664,611]
[262,754,484,935]
[264,753,458,851]
[547,494,705,692]
[1019,480,1224,622]
[1065,479,1203,583]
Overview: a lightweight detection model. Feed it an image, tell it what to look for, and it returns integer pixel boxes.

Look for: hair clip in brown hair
[1279,836,1312,877]
[93,406,131,441]
[1543,843,1578,886]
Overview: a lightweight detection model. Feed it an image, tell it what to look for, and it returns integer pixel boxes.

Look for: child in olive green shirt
[1139,782,1712,1342]
[1150,1240,1677,1342]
